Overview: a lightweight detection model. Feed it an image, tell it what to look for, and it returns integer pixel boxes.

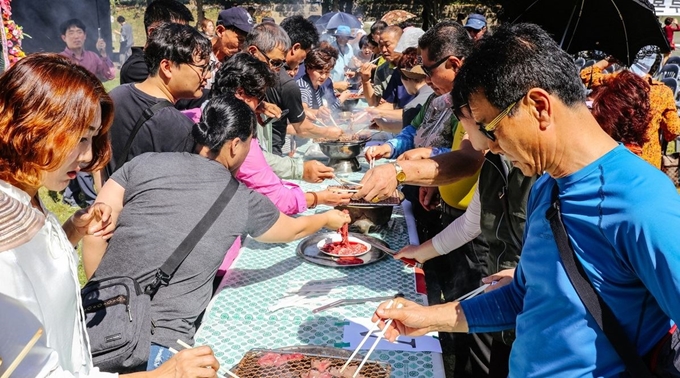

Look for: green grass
[110,5,224,56]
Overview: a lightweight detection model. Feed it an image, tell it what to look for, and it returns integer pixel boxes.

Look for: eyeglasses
[255,47,285,69]
[422,55,452,77]
[186,61,215,77]
[475,101,518,141]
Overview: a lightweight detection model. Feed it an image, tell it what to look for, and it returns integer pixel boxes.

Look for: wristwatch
[393,162,406,184]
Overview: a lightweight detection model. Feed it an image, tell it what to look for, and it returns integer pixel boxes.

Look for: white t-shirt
[0,180,115,377]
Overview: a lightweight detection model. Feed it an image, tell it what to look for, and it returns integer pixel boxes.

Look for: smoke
[12,0,112,55]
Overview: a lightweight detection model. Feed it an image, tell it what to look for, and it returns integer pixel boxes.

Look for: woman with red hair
[0,54,219,377]
[582,60,680,168]
[589,70,652,158]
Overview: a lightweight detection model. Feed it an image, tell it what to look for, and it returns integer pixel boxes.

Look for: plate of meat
[316,220,371,257]
[230,347,391,378]
[297,231,389,268]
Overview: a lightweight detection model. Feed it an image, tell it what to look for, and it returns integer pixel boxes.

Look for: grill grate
[232,349,391,378]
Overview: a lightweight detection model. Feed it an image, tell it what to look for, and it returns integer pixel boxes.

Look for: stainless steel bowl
[317,140,367,160]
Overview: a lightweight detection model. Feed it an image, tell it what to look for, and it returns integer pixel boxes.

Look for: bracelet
[309,192,318,209]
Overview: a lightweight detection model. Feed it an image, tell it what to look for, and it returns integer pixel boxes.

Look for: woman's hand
[324,126,343,139]
[397,147,433,161]
[149,345,219,378]
[338,91,352,104]
[317,189,353,206]
[482,268,516,292]
[365,144,392,161]
[317,106,331,121]
[394,243,440,264]
[324,209,352,230]
[71,202,113,239]
[334,81,350,92]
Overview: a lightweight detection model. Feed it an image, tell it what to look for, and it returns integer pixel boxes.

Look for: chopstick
[338,177,363,187]
[328,114,339,127]
[174,339,240,378]
[340,300,395,373]
[1,328,43,378]
[454,284,490,302]
[353,303,404,377]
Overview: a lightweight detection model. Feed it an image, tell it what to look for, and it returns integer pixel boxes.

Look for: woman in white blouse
[0,54,219,377]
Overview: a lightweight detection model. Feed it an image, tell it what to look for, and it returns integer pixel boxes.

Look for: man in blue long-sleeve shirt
[373,23,680,377]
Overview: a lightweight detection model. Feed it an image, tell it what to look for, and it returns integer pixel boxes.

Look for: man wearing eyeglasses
[105,23,212,178]
[245,22,343,157]
[374,23,680,378]
[358,21,489,376]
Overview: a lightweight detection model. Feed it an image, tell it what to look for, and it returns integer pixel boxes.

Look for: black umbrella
[498,0,670,66]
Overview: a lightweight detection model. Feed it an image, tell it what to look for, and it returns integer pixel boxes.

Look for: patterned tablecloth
[195,155,445,377]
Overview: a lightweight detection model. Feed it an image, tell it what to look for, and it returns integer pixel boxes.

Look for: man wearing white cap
[330,25,355,90]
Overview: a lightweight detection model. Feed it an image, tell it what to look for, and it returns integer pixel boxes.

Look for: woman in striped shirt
[296,42,351,122]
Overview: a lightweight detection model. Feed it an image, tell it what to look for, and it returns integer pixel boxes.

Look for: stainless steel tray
[297,232,388,268]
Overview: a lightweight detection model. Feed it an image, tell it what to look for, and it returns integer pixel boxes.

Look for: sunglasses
[256,47,285,69]
[479,101,519,141]
[187,61,215,77]
[422,55,452,77]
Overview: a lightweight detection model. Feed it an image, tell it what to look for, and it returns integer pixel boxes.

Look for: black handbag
[81,178,239,372]
[546,183,680,378]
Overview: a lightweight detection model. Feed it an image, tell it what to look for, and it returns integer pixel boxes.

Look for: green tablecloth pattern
[195,155,444,377]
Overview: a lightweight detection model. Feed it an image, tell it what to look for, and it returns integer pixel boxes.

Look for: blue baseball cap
[217,7,254,34]
[464,13,486,31]
[333,25,355,39]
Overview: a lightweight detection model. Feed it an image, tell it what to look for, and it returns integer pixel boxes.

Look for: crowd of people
[1,0,680,377]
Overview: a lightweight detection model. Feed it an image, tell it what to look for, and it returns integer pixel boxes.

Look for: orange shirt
[581,66,680,168]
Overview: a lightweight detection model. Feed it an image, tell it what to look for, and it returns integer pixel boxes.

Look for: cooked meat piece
[258,352,281,367]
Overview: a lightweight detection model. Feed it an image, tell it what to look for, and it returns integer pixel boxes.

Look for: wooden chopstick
[174,339,240,378]
[328,114,339,127]
[353,304,404,377]
[1,328,43,378]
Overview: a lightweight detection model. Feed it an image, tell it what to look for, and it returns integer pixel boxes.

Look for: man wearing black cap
[464,13,487,41]
[213,7,254,62]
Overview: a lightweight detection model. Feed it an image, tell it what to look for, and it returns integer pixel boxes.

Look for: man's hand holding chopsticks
[371,298,469,342]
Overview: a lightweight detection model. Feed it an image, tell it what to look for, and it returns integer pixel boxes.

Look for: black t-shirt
[106,84,195,176]
[119,46,209,110]
[120,47,147,85]
[265,70,306,155]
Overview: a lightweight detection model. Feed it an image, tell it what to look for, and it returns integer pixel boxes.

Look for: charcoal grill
[231,348,391,378]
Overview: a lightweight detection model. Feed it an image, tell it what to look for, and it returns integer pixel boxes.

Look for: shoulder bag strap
[113,100,174,173]
[144,178,239,296]
[545,183,654,377]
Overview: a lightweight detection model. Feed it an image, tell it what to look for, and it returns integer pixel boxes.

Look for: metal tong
[355,237,423,269]
[312,292,404,313]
